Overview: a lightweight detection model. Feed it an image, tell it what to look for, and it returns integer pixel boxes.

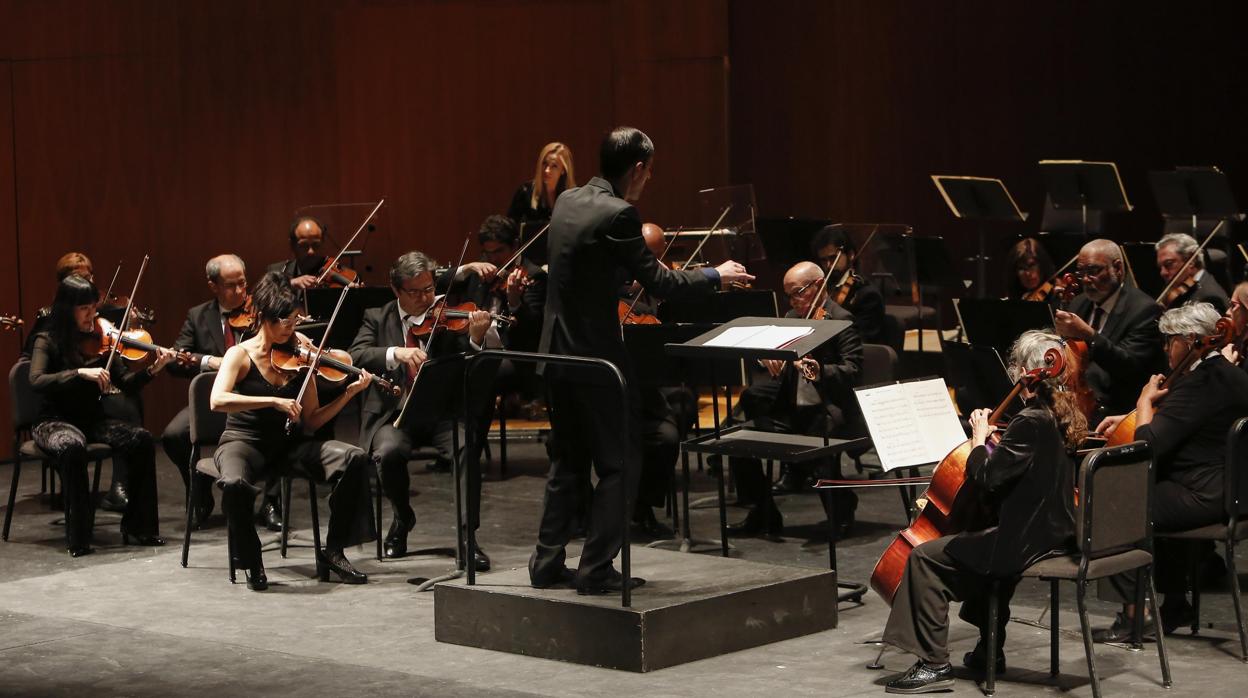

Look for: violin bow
[101,261,123,304]
[620,224,685,324]
[833,224,880,290]
[392,234,471,429]
[680,205,732,272]
[496,222,549,278]
[285,281,353,435]
[1155,220,1225,303]
[99,255,149,398]
[313,198,385,287]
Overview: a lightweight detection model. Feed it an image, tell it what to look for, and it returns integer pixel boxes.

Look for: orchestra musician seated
[507,141,575,230]
[810,224,886,345]
[1093,302,1248,641]
[1156,232,1229,313]
[1006,237,1055,301]
[1054,238,1165,419]
[880,330,1083,694]
[727,261,863,539]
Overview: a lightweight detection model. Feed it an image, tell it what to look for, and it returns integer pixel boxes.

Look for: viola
[226,296,255,330]
[1052,273,1098,421]
[79,317,195,367]
[408,298,514,339]
[271,333,400,397]
[0,314,21,330]
[871,346,1066,604]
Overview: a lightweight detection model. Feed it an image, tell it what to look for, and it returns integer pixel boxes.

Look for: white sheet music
[704,325,813,350]
[854,378,967,471]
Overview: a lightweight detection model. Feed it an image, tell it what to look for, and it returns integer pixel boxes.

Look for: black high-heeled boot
[244,564,268,591]
[317,549,368,584]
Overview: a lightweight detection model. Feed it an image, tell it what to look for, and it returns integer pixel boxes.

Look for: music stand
[952,298,1054,359]
[1149,166,1244,234]
[659,289,779,324]
[1038,160,1133,236]
[931,176,1029,298]
[755,216,835,268]
[940,342,1015,418]
[305,286,394,349]
[904,235,961,352]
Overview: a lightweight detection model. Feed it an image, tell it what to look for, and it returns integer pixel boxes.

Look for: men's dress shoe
[457,544,491,572]
[885,660,954,694]
[256,501,283,532]
[771,468,811,495]
[631,508,673,540]
[962,640,1006,674]
[121,529,166,547]
[531,566,576,589]
[383,516,416,559]
[576,568,646,596]
[1160,601,1196,635]
[245,565,268,591]
[317,549,368,584]
[425,458,453,473]
[68,545,94,558]
[1091,611,1155,643]
[100,483,129,513]
[726,505,784,538]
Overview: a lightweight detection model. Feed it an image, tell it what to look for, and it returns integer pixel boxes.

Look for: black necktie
[1090,306,1105,334]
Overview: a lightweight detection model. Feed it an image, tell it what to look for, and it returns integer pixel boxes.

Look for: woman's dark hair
[599,126,654,181]
[47,274,100,364]
[1005,238,1055,298]
[251,271,299,324]
[477,214,519,247]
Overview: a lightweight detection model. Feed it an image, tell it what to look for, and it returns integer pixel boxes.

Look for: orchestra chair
[5,361,108,542]
[1154,416,1248,661]
[983,441,1171,697]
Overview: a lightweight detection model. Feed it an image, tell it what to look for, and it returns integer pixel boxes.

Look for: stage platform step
[434,546,837,672]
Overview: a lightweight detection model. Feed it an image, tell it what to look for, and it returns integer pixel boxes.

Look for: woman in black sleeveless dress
[210,271,375,590]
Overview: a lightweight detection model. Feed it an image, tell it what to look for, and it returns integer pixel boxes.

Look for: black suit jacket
[843,275,886,345]
[539,177,714,382]
[779,299,864,421]
[348,300,469,450]
[1168,271,1229,314]
[1137,353,1248,489]
[946,405,1076,577]
[1067,285,1165,415]
[168,300,231,379]
[451,258,547,353]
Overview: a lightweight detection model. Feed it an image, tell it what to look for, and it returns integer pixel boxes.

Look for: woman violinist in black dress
[210,271,375,590]
[28,274,172,557]
[506,141,576,227]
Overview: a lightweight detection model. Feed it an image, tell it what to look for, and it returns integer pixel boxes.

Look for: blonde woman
[507,141,576,226]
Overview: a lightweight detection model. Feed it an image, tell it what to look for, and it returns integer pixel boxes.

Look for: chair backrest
[1077,440,1153,559]
[860,343,897,387]
[188,372,227,447]
[1225,416,1248,521]
[8,361,43,431]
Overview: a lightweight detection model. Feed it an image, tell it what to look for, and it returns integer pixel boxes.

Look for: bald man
[268,216,333,290]
[727,261,864,538]
[1053,239,1164,418]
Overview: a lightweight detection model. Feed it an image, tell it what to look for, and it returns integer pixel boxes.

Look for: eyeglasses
[218,280,247,291]
[397,285,436,298]
[785,280,818,300]
[1074,264,1107,278]
[277,314,309,328]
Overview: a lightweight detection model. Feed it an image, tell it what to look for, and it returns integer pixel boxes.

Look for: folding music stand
[305,286,394,349]
[952,298,1055,360]
[658,289,779,324]
[931,176,1029,298]
[1149,166,1243,233]
[755,216,835,268]
[939,342,1015,418]
[1038,160,1133,236]
[904,235,961,352]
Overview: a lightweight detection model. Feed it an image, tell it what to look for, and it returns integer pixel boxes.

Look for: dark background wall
[2,0,1246,452]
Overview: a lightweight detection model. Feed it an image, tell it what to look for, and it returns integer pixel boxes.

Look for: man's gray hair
[205,254,246,282]
[390,250,437,288]
[1159,301,1220,337]
[1156,233,1204,269]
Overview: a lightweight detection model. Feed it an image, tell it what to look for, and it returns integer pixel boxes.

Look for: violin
[79,316,195,367]
[1156,220,1225,309]
[618,299,660,325]
[271,333,399,397]
[0,314,21,330]
[1022,252,1079,303]
[832,270,861,306]
[315,258,360,288]
[871,346,1066,604]
[226,296,255,330]
[408,298,514,339]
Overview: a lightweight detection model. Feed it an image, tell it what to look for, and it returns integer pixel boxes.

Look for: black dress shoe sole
[884,678,955,694]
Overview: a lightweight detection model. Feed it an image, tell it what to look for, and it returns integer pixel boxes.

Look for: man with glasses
[1155,232,1229,312]
[1054,239,1165,419]
[809,224,885,344]
[161,254,265,528]
[349,250,494,568]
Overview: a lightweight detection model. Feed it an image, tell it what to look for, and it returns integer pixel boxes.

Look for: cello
[870,346,1066,604]
[1051,273,1098,421]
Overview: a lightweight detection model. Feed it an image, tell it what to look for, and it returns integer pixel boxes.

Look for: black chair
[5,361,109,542]
[983,441,1171,697]
[1154,416,1248,660]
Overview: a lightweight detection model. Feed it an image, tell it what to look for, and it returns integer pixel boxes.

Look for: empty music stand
[940,342,1014,418]
[953,298,1054,359]
[1038,160,1133,236]
[1149,166,1244,233]
[931,176,1029,298]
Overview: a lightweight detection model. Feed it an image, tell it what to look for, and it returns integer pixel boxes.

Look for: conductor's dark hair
[252,271,299,323]
[288,216,327,244]
[599,126,654,181]
[809,225,853,256]
[48,274,100,364]
[477,214,519,247]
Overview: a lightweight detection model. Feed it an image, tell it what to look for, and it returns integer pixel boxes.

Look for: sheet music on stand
[854,377,966,472]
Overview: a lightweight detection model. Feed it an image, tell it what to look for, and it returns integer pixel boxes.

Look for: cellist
[880,330,1083,695]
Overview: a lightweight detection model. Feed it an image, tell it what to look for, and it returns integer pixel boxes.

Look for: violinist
[267,216,359,291]
[347,251,494,568]
[1220,281,1248,372]
[1156,233,1229,312]
[27,275,174,557]
[810,224,885,344]
[507,141,576,229]
[1054,239,1165,418]
[1005,237,1055,300]
[880,330,1082,694]
[160,254,285,530]
[530,126,754,594]
[727,261,863,539]
[1092,302,1248,641]
[210,271,376,590]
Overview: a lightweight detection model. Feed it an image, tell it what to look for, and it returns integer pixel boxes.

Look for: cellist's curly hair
[1008,330,1087,450]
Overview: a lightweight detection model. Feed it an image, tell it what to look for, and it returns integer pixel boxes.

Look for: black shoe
[962,640,1005,675]
[68,545,94,558]
[457,543,491,572]
[121,530,166,547]
[317,549,368,584]
[576,568,646,596]
[727,505,784,538]
[885,660,954,694]
[771,468,811,495]
[531,566,576,589]
[256,501,283,533]
[383,515,416,559]
[1160,600,1196,635]
[100,483,129,513]
[425,458,453,473]
[245,565,268,591]
[631,508,673,540]
[1091,611,1155,643]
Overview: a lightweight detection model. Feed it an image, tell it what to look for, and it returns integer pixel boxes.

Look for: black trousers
[371,420,477,530]
[530,379,638,586]
[882,535,1016,664]
[1101,468,1224,603]
[32,418,160,548]
[100,392,143,488]
[162,404,282,507]
[214,438,375,568]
